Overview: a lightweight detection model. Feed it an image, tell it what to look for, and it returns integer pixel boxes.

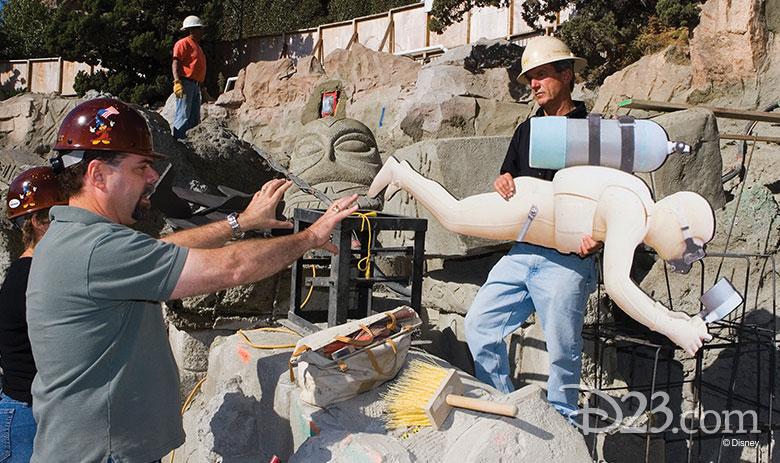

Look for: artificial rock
[646,108,726,209]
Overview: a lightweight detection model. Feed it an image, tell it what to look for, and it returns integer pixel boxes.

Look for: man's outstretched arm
[169,194,358,300]
[161,179,293,249]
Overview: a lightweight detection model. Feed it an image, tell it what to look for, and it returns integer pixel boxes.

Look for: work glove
[173,80,184,98]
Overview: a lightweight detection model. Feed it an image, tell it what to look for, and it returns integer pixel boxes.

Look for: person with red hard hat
[0,166,66,463]
[26,97,357,463]
[172,14,206,139]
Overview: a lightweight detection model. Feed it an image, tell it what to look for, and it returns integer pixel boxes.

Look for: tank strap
[618,115,636,172]
[587,113,602,166]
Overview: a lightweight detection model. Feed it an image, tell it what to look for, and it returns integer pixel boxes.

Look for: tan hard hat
[517,36,587,84]
[181,15,203,30]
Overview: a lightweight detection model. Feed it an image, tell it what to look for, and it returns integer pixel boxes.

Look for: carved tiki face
[284,117,383,215]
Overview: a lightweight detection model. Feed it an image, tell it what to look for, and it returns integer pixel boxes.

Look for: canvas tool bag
[289,306,421,407]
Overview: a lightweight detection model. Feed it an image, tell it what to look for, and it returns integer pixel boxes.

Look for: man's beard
[131,183,155,221]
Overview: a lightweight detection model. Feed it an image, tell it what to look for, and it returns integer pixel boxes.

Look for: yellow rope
[300,263,316,308]
[170,375,208,462]
[353,211,377,278]
[300,212,375,309]
[237,326,301,349]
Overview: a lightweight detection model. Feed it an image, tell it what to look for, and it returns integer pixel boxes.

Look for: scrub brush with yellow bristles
[382,359,518,430]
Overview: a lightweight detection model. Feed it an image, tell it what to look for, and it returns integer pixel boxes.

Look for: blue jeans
[0,392,36,463]
[465,242,597,424]
[173,78,201,139]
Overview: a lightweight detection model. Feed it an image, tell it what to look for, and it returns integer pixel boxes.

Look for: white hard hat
[181,15,203,31]
[517,35,586,84]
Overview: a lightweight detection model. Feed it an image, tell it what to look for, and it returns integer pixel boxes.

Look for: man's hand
[237,179,294,231]
[173,80,184,98]
[494,172,515,200]
[578,235,603,258]
[304,195,359,254]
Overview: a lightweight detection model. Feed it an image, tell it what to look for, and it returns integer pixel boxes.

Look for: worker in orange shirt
[172,15,206,139]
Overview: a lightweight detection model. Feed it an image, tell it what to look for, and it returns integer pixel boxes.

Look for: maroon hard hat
[7,166,67,222]
[52,98,163,170]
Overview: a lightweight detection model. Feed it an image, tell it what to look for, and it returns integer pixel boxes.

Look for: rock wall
[592,46,694,115]
[690,0,768,90]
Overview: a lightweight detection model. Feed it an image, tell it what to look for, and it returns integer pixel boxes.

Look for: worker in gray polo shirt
[25,97,358,463]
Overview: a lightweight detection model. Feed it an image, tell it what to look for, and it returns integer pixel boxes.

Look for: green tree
[216,0,417,40]
[430,0,702,86]
[46,0,224,104]
[0,0,51,59]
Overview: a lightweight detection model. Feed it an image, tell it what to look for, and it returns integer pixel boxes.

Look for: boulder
[398,39,531,142]
[642,108,727,209]
[420,252,504,316]
[379,136,512,257]
[229,56,326,153]
[291,431,413,463]
[289,353,591,462]
[414,66,518,105]
[342,83,417,153]
[174,328,301,463]
[323,43,419,99]
[176,117,277,195]
[215,67,247,109]
[168,324,233,400]
[177,329,591,463]
[0,93,82,152]
[592,46,694,116]
[243,57,325,109]
[690,0,768,89]
[432,38,524,76]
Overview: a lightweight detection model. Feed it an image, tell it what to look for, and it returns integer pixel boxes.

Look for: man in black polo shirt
[464,35,600,425]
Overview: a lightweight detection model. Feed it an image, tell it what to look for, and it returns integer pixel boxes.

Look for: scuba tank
[529,114,690,173]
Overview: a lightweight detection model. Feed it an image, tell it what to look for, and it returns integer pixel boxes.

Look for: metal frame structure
[288,208,427,333]
[583,252,778,462]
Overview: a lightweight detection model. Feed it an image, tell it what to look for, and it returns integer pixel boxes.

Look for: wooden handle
[445,394,518,418]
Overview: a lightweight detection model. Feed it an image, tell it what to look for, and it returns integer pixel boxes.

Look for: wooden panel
[469,5,509,41]
[61,61,92,95]
[321,23,354,59]
[357,16,390,51]
[31,60,59,93]
[0,62,28,91]
[429,16,468,49]
[392,7,427,53]
[511,0,535,37]
[246,35,285,62]
[286,30,317,61]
